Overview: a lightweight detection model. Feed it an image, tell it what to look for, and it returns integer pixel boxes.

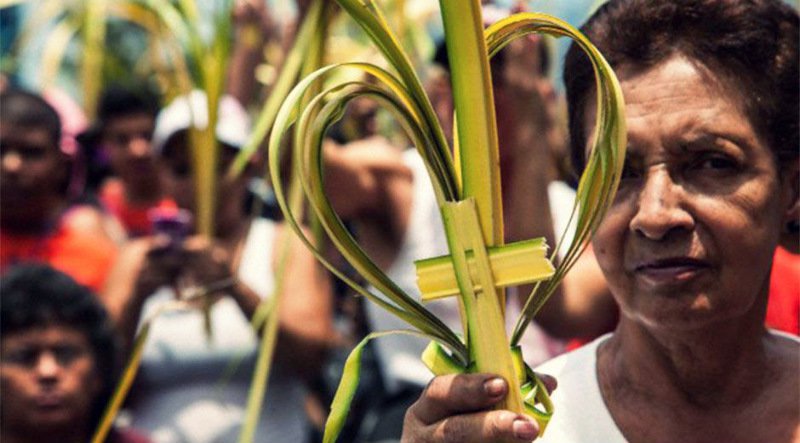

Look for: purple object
[148,205,192,249]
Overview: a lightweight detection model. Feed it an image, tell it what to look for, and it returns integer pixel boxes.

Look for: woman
[102,92,334,443]
[401,1,799,442]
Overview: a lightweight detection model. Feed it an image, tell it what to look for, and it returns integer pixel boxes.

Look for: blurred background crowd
[0,1,796,443]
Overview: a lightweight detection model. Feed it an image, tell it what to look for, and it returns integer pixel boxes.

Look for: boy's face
[0,325,101,435]
[0,122,67,221]
[102,112,158,184]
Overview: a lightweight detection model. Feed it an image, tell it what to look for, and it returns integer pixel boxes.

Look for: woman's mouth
[634,257,710,286]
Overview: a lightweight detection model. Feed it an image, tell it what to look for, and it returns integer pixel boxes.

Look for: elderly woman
[401,0,799,442]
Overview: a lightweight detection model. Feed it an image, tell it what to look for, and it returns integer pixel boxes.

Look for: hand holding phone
[148,200,192,253]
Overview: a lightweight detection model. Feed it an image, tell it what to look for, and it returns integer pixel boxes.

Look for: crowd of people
[0,0,797,442]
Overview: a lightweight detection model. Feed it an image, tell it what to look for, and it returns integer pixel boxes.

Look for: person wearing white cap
[150,90,252,156]
[101,90,335,443]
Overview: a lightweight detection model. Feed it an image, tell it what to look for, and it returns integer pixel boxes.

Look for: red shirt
[1,212,117,293]
[766,246,800,335]
[99,179,167,237]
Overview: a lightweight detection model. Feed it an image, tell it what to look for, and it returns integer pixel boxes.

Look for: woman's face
[588,55,796,331]
[160,131,246,215]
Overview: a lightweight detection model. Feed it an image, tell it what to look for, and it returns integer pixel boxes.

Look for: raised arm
[226,0,279,107]
[323,136,414,268]
[268,223,335,380]
[100,236,179,352]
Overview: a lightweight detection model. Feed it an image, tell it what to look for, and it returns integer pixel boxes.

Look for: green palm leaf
[482,13,626,344]
[266,1,626,440]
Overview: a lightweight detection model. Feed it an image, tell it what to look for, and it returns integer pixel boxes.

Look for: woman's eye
[620,161,640,180]
[693,154,738,171]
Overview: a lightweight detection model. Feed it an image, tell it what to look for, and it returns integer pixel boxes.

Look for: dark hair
[564,0,799,174]
[0,88,62,148]
[77,85,159,190]
[0,264,119,425]
[97,84,159,124]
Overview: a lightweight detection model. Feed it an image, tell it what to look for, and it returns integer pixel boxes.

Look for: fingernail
[512,417,538,440]
[483,377,506,397]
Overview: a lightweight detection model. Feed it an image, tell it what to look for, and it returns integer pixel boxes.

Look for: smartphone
[148,202,192,251]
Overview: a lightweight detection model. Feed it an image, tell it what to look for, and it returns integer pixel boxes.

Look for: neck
[125,177,162,204]
[1,197,66,235]
[3,424,89,443]
[607,305,770,408]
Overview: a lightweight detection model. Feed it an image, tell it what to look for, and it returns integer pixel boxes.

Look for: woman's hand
[179,236,237,298]
[402,373,555,443]
[100,235,182,351]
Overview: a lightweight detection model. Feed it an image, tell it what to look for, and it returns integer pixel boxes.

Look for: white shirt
[131,219,307,443]
[535,334,626,443]
[534,330,800,443]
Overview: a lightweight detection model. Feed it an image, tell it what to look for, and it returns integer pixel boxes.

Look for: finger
[182,235,212,251]
[537,373,557,394]
[408,374,509,425]
[144,234,172,255]
[185,245,230,268]
[431,410,539,443]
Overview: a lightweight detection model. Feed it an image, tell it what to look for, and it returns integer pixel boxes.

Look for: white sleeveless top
[534,334,625,442]
[366,150,572,392]
[535,330,800,443]
[131,218,308,443]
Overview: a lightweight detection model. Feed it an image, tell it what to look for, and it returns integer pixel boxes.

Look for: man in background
[1,88,117,291]
[1,264,150,443]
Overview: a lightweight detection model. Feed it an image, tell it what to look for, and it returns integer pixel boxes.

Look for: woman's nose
[630,167,694,240]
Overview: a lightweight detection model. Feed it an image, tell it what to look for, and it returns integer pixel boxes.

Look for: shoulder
[767,330,799,377]
[63,204,107,232]
[99,178,125,201]
[269,219,303,248]
[62,203,126,244]
[761,330,800,442]
[535,334,626,443]
[535,333,610,379]
[268,220,318,269]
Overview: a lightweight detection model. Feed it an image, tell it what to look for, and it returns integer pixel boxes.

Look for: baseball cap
[152,90,251,154]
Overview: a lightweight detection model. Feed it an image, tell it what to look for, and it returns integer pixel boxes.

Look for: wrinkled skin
[402,373,553,443]
[400,55,799,443]
[589,56,793,333]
